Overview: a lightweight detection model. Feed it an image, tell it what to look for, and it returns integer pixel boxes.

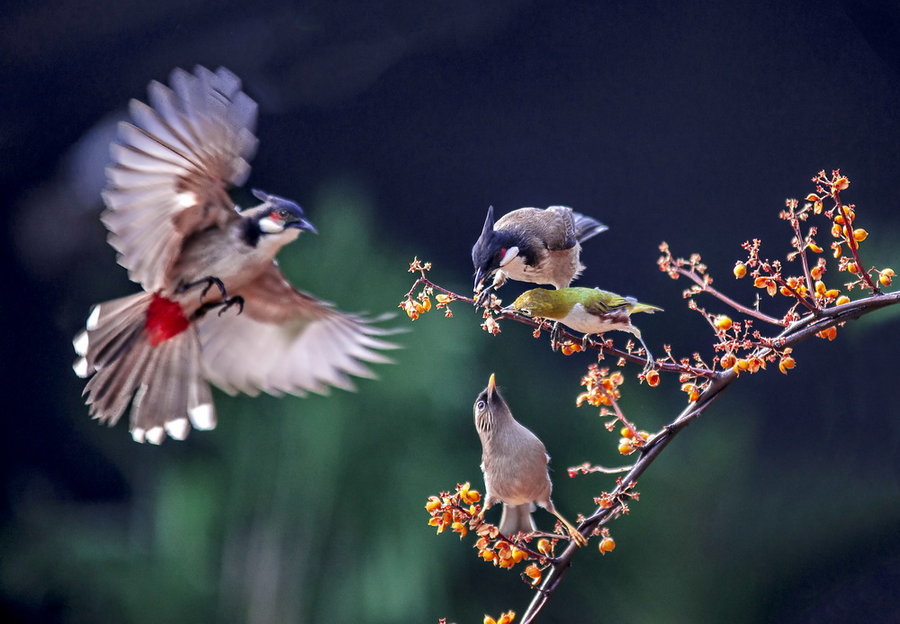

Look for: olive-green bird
[473,373,587,547]
[509,287,661,362]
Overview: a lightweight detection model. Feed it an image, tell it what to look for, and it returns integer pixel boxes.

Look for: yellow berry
[846,262,859,274]
[598,537,616,554]
[835,295,850,306]
[620,427,634,439]
[714,315,733,331]
[853,228,868,242]
[733,262,747,279]
[778,356,796,375]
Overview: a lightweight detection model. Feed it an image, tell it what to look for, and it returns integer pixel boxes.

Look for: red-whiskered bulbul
[471,205,607,304]
[73,66,395,444]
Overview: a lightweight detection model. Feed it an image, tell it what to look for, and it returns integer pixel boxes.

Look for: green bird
[509,287,661,362]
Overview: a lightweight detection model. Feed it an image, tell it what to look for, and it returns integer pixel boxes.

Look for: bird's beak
[487,372,496,399]
[473,268,486,292]
[290,217,318,234]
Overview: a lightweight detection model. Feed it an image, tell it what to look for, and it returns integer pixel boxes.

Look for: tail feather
[74,291,214,443]
[498,503,537,537]
[631,302,663,315]
[572,211,608,244]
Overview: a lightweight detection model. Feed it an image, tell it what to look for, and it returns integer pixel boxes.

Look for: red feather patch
[145,293,189,346]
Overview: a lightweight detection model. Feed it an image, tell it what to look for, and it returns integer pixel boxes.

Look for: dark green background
[3,1,899,622]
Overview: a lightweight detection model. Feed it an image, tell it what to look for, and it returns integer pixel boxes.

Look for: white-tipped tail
[76,292,215,444]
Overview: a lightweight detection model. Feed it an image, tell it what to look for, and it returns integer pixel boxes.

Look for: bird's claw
[217,295,244,317]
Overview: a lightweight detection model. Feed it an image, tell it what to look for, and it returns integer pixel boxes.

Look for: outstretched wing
[196,264,397,397]
[101,66,259,291]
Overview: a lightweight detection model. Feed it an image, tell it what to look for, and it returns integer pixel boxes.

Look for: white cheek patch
[499,246,519,267]
[259,216,284,234]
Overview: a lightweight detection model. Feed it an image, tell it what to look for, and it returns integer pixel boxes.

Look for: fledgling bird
[509,287,661,362]
[73,66,395,444]
[473,373,587,547]
[471,205,607,304]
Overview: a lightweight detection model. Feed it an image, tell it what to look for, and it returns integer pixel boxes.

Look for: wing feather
[101,66,258,291]
[197,265,397,398]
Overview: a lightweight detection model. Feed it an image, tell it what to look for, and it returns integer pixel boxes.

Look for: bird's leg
[636,334,655,370]
[549,509,587,547]
[177,275,227,301]
[581,332,597,350]
[179,276,245,319]
[550,321,562,351]
[543,500,587,547]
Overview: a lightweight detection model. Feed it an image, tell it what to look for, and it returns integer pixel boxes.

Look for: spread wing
[495,206,577,251]
[101,66,259,291]
[196,264,397,397]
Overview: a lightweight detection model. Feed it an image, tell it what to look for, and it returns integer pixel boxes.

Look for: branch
[519,289,900,623]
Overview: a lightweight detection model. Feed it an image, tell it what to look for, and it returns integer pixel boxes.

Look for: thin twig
[519,289,900,623]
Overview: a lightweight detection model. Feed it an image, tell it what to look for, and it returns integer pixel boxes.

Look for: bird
[471,205,607,304]
[508,287,661,362]
[473,373,587,547]
[73,65,395,444]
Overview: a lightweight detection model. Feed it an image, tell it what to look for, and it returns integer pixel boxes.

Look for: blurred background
[3,0,900,622]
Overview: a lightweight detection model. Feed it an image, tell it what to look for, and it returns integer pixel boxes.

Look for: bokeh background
[3,1,900,622]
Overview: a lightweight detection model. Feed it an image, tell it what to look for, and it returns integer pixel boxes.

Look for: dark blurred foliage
[2,1,900,623]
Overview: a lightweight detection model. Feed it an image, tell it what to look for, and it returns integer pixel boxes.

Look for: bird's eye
[278,209,290,219]
[476,400,486,410]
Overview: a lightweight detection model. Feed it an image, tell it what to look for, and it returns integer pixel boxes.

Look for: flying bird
[471,205,607,304]
[473,373,587,546]
[73,66,395,444]
[509,287,661,362]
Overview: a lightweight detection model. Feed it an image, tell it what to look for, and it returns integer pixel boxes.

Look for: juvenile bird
[73,66,395,444]
[509,287,661,362]
[471,205,607,304]
[473,373,587,546]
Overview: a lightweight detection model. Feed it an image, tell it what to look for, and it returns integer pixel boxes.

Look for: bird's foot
[177,276,228,302]
[563,521,588,547]
[191,295,245,320]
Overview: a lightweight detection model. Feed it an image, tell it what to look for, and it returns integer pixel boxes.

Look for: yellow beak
[487,372,497,399]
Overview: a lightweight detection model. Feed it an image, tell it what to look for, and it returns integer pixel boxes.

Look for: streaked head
[473,372,512,436]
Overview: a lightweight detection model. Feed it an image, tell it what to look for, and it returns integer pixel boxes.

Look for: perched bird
[471,205,607,303]
[473,373,587,546]
[73,66,395,444]
[509,287,661,362]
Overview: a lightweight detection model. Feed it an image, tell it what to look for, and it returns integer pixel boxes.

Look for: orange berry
[620,427,634,439]
[778,356,796,374]
[853,228,868,242]
[484,616,497,624]
[831,223,843,237]
[824,289,840,298]
[645,369,661,387]
[880,268,895,287]
[810,265,825,280]
[816,326,838,341]
[425,497,442,512]
[835,176,850,190]
[719,354,736,369]
[618,440,635,455]
[733,262,747,279]
[713,315,733,331]
[524,564,542,583]
[835,295,850,306]
[846,262,859,274]
[753,276,769,289]
[598,537,616,554]
[435,293,452,304]
[537,538,552,556]
[808,242,823,253]
[804,193,820,202]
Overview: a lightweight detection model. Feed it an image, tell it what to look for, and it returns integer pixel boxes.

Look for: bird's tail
[73,292,216,444]
[498,503,537,537]
[572,211,608,243]
[630,301,663,315]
